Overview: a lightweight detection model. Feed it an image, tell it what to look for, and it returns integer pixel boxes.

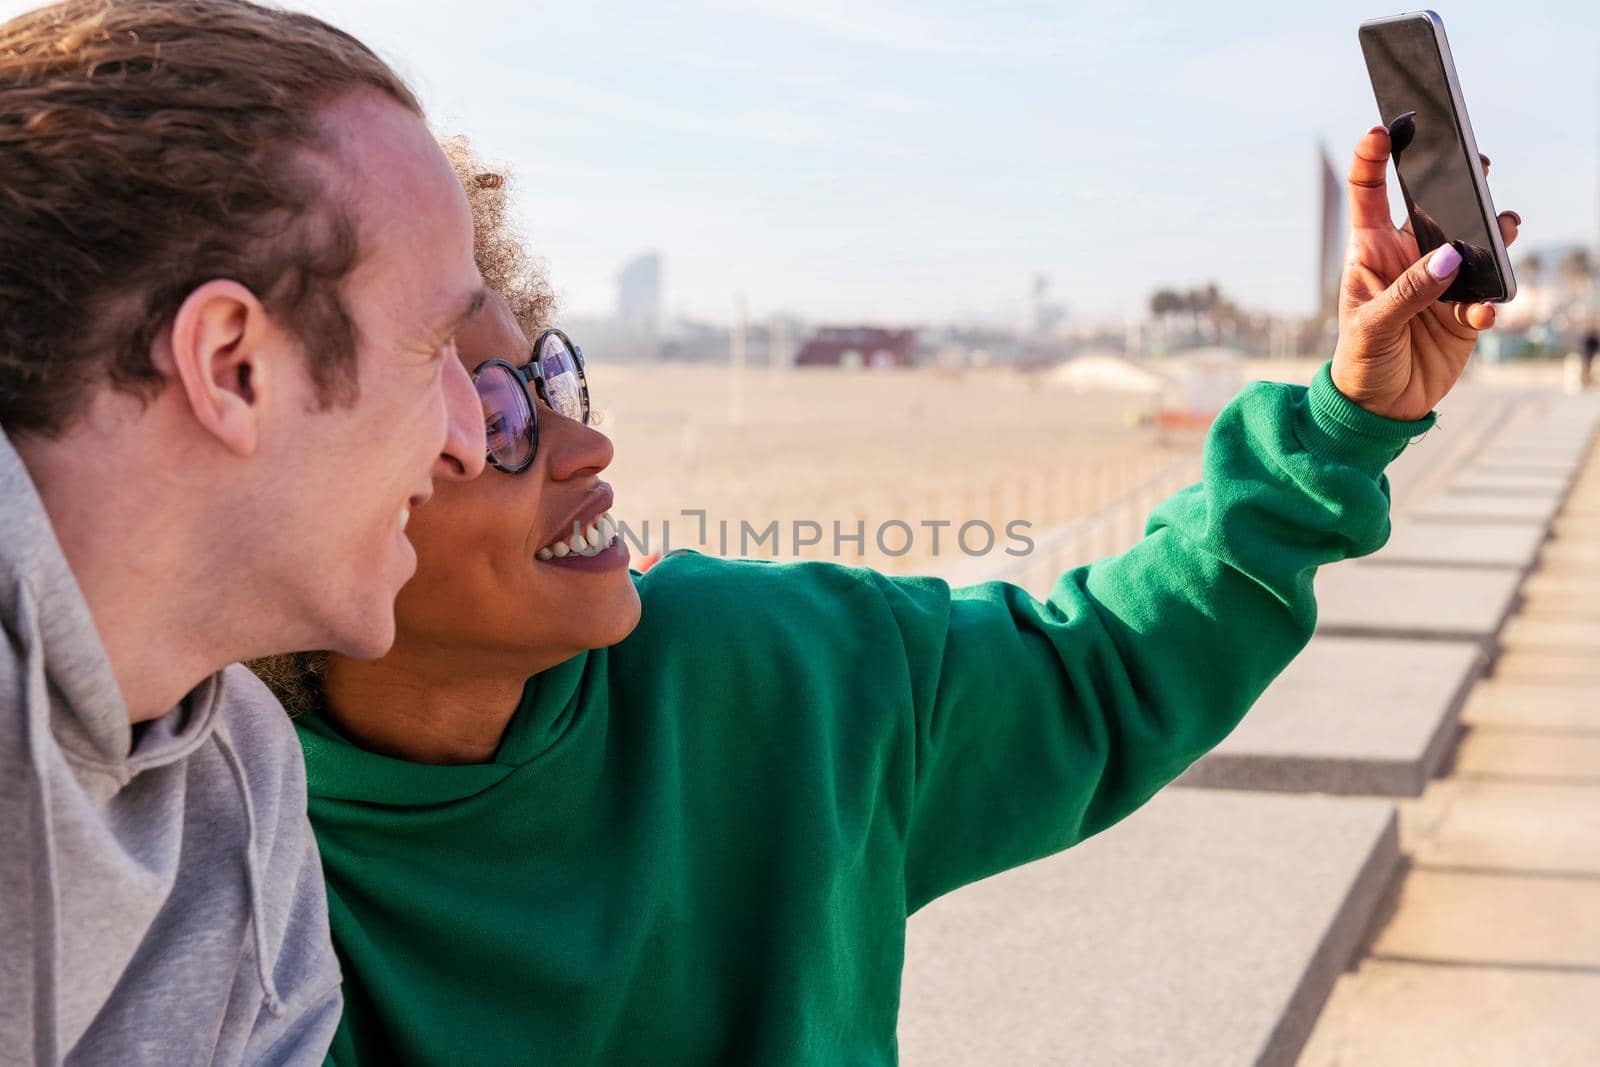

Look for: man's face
[262,91,486,660]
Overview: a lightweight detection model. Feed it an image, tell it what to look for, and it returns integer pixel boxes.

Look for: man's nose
[436,355,487,481]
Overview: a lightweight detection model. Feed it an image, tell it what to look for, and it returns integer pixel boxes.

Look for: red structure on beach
[795,327,916,369]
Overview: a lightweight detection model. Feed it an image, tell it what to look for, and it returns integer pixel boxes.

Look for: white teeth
[399,506,410,531]
[536,510,621,561]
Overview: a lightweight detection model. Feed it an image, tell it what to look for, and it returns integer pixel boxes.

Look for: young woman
[258,130,1519,1065]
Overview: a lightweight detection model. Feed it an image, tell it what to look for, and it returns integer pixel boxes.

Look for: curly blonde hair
[439,134,557,338]
[249,133,556,718]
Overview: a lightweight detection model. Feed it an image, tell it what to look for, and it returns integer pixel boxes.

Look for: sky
[7,1,1598,326]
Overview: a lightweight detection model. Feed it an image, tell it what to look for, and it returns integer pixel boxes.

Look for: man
[0,0,487,1062]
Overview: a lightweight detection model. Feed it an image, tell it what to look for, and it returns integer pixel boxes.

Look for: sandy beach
[593,361,1228,575]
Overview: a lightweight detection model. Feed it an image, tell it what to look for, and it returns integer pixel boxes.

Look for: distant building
[616,253,662,338]
[794,327,917,369]
[1316,144,1344,342]
[1024,272,1066,338]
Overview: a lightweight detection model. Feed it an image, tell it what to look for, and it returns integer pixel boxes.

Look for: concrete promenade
[899,381,1600,1066]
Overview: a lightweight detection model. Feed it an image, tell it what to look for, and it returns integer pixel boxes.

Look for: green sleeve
[890,363,1433,912]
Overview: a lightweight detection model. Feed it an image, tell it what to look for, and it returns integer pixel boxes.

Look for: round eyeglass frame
[471,328,591,474]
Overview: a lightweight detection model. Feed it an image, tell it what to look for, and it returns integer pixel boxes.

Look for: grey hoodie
[0,426,342,1065]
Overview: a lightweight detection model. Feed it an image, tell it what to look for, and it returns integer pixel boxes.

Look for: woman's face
[391,293,642,663]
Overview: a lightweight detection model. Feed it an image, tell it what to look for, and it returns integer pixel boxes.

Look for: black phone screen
[1359,16,1507,302]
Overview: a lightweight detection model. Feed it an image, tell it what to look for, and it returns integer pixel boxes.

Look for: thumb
[1367,242,1462,330]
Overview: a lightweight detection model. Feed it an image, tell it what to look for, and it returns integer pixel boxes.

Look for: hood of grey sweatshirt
[0,425,342,1065]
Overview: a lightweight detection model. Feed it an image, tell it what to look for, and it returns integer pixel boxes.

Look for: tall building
[1023,272,1066,339]
[1317,144,1344,321]
[616,253,662,338]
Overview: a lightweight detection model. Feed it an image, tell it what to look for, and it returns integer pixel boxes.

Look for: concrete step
[1516,600,1600,622]
[1364,520,1545,570]
[1499,616,1600,652]
[1492,650,1600,683]
[1551,515,1600,538]
[1515,573,1600,618]
[899,789,1399,1067]
[1542,542,1600,568]
[1497,617,1600,652]
[1304,725,1600,1065]
[1299,959,1600,1067]
[1447,469,1572,496]
[1452,729,1600,782]
[1316,563,1522,642]
[1504,432,1598,450]
[1476,445,1592,472]
[1371,867,1600,967]
[1523,554,1600,573]
[1413,490,1560,525]
[1464,679,1600,729]
[1560,500,1600,521]
[1180,637,1482,796]
[1472,460,1577,479]
[1400,777,1600,874]
[1518,572,1600,596]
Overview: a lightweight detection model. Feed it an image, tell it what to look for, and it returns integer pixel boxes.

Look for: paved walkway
[1299,429,1600,1066]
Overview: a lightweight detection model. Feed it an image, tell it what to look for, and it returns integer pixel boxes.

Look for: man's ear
[156,280,275,457]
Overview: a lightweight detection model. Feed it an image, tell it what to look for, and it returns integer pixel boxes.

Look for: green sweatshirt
[298,365,1432,1066]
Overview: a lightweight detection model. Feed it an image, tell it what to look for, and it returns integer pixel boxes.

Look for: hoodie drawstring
[214,721,285,1018]
[19,586,62,1064]
[17,588,61,1062]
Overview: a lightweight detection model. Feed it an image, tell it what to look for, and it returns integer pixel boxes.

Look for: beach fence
[932,451,1204,595]
[794,445,1199,579]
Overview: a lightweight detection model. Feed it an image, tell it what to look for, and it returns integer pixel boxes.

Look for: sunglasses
[472,328,591,474]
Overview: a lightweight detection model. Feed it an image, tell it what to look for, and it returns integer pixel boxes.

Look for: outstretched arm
[896,127,1521,910]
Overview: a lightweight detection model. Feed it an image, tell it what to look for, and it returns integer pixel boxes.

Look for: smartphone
[1359,11,1515,303]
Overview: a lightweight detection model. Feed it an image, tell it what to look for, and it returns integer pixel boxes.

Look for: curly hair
[0,0,420,436]
[438,134,558,339]
[250,650,329,719]
[250,134,556,718]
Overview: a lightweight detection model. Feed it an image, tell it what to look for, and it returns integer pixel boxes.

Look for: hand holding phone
[1322,13,1522,422]
[1360,11,1514,303]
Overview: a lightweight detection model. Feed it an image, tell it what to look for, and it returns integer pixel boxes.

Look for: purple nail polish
[1428,243,1463,279]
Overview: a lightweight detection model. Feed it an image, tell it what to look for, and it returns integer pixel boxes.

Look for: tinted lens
[474,362,534,470]
[536,333,589,424]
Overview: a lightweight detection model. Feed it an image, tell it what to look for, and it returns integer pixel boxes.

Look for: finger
[1479,152,1490,176]
[1463,302,1496,331]
[1398,217,1420,255]
[1498,210,1520,248]
[1366,243,1463,331]
[1348,126,1394,230]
